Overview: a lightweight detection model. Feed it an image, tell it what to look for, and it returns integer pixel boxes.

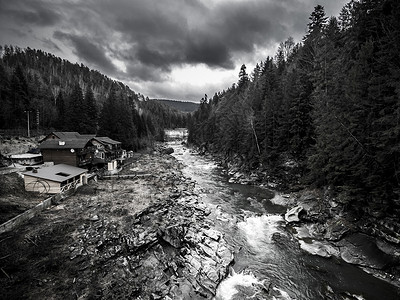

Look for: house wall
[41,149,78,166]
[24,175,61,194]
[107,160,118,171]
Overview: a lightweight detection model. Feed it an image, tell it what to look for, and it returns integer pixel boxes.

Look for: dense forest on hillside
[188,0,400,218]
[0,46,186,149]
[152,99,200,113]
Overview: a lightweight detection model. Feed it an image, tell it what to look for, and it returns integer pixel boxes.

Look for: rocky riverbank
[198,148,400,290]
[0,147,234,299]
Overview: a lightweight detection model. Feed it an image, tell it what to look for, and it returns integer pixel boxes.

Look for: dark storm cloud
[0,0,61,27]
[184,32,234,69]
[54,31,117,75]
[88,0,314,74]
[0,0,348,98]
[41,38,61,52]
[125,63,168,83]
[136,45,181,71]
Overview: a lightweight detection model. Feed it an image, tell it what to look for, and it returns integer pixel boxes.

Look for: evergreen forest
[0,46,187,149]
[188,0,400,218]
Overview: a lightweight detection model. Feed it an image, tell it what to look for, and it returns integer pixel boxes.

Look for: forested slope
[0,46,186,149]
[152,99,199,113]
[188,0,400,218]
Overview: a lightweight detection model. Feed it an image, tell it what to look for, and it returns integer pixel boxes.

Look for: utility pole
[24,110,30,137]
[36,109,39,133]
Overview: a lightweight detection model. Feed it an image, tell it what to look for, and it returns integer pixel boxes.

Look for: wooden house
[40,132,95,142]
[90,137,123,170]
[39,132,124,169]
[39,138,93,167]
[39,132,95,167]
[24,164,87,194]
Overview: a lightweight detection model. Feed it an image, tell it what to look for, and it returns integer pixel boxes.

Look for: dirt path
[0,150,233,299]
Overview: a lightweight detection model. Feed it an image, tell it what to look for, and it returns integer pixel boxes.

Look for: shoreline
[0,147,234,299]
[194,146,400,290]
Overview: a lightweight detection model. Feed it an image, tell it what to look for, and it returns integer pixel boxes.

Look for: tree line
[188,0,400,218]
[0,46,187,149]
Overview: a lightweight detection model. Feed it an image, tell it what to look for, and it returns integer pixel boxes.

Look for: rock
[89,214,99,221]
[299,240,339,258]
[324,218,350,241]
[162,147,174,155]
[203,228,221,241]
[199,242,216,258]
[159,224,186,248]
[337,233,393,269]
[285,205,304,223]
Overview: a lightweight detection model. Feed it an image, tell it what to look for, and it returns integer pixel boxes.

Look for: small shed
[23,164,87,194]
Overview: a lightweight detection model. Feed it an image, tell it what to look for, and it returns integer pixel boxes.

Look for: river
[165,129,399,300]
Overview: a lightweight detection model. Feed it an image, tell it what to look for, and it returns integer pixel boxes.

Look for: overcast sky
[0,0,348,102]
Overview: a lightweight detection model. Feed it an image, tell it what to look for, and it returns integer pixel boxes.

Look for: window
[56,172,70,177]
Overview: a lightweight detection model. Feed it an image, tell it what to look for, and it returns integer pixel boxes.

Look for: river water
[165,130,399,300]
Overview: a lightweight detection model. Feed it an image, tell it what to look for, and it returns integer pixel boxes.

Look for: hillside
[188,2,400,222]
[0,46,187,149]
[151,99,199,113]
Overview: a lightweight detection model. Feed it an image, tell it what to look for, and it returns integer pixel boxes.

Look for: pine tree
[81,85,97,134]
[0,62,12,128]
[65,82,85,132]
[10,64,30,128]
[98,85,138,149]
[55,90,65,129]
[238,64,249,90]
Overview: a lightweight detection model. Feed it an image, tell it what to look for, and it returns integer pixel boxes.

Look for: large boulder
[337,233,394,269]
[162,147,174,155]
[299,240,339,258]
[284,205,305,223]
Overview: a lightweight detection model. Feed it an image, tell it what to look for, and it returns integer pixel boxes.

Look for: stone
[89,214,99,221]
[199,243,216,258]
[284,205,304,223]
[337,233,393,269]
[162,147,174,155]
[203,228,221,241]
[299,240,339,258]
[324,218,350,241]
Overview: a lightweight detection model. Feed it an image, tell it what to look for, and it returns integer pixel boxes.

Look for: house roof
[39,132,120,150]
[40,132,96,143]
[93,137,121,145]
[23,164,87,183]
[53,132,82,139]
[39,139,90,149]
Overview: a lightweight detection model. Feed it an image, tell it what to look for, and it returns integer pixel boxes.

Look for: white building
[23,164,87,194]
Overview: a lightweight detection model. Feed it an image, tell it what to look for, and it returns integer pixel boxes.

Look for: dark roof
[39,132,119,149]
[40,132,96,143]
[39,139,89,149]
[23,164,87,183]
[53,132,82,139]
[93,137,121,145]
[81,134,97,139]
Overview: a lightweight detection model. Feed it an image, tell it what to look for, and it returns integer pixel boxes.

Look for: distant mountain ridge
[152,99,199,113]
